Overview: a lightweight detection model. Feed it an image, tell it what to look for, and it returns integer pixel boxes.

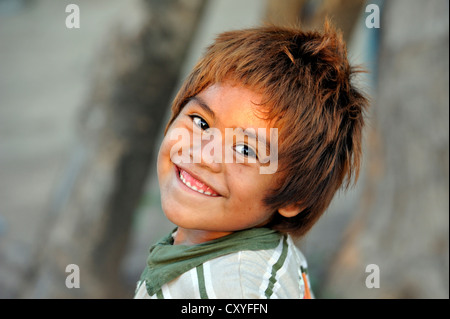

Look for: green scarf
[140,227,282,296]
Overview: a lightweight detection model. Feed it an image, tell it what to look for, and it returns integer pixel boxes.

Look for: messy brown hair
[165,22,369,237]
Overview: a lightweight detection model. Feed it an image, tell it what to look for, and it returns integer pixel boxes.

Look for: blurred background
[0,0,448,298]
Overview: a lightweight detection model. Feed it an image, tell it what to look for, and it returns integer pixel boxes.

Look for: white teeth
[179,170,216,197]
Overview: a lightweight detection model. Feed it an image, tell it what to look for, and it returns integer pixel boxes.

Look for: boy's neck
[173,227,233,245]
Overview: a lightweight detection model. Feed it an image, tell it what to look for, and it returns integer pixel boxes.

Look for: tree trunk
[324,0,449,298]
[23,0,206,298]
[265,0,365,42]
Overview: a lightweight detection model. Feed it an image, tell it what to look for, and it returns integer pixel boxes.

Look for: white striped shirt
[134,235,313,299]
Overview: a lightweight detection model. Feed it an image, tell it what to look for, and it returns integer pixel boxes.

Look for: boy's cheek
[157,135,175,177]
[159,135,172,158]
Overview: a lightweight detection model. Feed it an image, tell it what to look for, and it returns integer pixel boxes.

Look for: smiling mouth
[176,166,220,197]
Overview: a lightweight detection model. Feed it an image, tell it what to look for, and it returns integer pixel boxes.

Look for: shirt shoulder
[134,234,313,299]
[233,235,312,299]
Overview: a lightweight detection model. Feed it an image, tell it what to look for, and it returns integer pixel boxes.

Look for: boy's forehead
[194,81,274,128]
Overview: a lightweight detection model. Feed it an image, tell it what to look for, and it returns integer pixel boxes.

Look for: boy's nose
[191,129,223,173]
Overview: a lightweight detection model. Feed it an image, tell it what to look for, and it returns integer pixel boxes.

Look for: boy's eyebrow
[189,96,216,120]
[235,128,271,155]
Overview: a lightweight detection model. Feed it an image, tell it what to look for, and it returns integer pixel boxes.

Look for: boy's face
[157,81,280,237]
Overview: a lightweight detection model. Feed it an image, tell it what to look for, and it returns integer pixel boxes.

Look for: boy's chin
[160,199,196,228]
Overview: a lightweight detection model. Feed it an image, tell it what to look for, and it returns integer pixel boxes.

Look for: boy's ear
[278,203,304,218]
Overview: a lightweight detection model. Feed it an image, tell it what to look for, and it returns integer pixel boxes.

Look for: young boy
[134,22,368,299]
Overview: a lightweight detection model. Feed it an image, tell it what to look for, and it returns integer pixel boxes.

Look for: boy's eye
[190,115,209,131]
[234,144,257,159]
